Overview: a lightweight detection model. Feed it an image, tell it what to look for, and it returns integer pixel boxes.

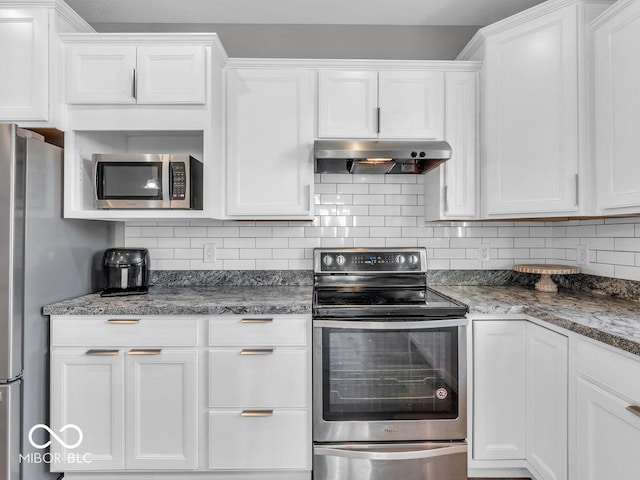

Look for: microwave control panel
[170,162,186,200]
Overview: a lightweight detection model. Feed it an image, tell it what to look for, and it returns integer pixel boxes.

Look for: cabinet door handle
[240,318,273,324]
[127,349,162,355]
[107,318,140,324]
[443,185,449,213]
[85,349,120,356]
[376,107,381,134]
[240,349,274,355]
[626,405,640,418]
[132,68,137,99]
[241,410,273,417]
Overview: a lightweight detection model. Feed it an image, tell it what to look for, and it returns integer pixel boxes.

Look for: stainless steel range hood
[314,139,452,174]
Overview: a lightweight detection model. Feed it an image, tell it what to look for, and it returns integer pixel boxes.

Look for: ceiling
[64,0,547,27]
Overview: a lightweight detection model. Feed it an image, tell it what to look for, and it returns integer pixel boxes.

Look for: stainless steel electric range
[312,247,469,480]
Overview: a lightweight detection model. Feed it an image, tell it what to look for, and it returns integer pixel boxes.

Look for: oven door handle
[314,444,467,461]
[313,318,467,330]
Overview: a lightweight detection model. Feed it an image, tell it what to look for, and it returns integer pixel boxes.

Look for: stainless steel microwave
[93,153,203,209]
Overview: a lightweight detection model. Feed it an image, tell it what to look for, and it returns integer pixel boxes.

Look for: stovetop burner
[313,248,467,319]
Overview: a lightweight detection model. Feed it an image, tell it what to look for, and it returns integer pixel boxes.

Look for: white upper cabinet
[0,8,48,121]
[66,44,206,104]
[483,7,579,217]
[318,70,444,139]
[458,0,614,219]
[594,0,640,215]
[425,71,478,221]
[226,67,313,219]
[0,1,92,125]
[318,71,378,138]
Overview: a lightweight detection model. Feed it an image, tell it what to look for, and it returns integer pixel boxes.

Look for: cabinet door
[483,8,579,216]
[226,69,313,218]
[576,377,640,480]
[378,71,444,139]
[526,323,568,480]
[318,70,378,138]
[136,45,206,104]
[66,45,137,104]
[0,8,48,120]
[595,1,640,214]
[424,71,478,221]
[473,320,526,460]
[125,349,197,470]
[50,349,125,471]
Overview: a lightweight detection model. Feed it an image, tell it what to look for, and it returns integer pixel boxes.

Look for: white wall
[90,23,479,60]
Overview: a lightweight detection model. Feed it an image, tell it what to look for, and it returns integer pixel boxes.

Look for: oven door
[313,318,467,443]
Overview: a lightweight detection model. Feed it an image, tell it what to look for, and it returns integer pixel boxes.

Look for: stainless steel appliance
[0,124,109,480]
[93,153,203,209]
[314,139,452,174]
[312,247,468,480]
[101,248,150,296]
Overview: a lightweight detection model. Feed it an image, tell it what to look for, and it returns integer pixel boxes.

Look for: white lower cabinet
[208,315,312,471]
[471,319,568,480]
[50,349,125,471]
[574,338,640,480]
[525,323,567,480]
[473,320,526,460]
[50,314,312,478]
[50,347,197,471]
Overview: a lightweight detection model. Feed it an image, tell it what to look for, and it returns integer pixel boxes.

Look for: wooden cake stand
[513,264,581,293]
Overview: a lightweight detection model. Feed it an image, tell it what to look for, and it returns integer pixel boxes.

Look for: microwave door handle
[163,157,171,208]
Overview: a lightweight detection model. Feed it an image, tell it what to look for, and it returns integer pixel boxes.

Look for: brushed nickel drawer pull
[107,319,140,324]
[85,349,120,356]
[626,405,640,418]
[240,318,273,324]
[241,410,273,417]
[240,349,274,355]
[127,349,162,355]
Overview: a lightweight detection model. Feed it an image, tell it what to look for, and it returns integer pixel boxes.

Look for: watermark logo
[28,424,84,449]
[20,424,92,465]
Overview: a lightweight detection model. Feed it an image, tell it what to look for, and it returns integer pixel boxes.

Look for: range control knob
[409,254,419,265]
[336,255,346,266]
[322,255,334,266]
[395,255,406,264]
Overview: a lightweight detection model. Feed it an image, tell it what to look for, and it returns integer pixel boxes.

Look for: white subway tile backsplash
[597,224,635,237]
[336,183,369,194]
[614,238,640,252]
[124,178,640,278]
[597,250,635,266]
[370,184,402,194]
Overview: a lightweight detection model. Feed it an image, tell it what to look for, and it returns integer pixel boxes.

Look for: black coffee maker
[101,248,150,296]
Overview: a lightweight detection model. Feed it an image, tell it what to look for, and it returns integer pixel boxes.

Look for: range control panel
[315,248,425,273]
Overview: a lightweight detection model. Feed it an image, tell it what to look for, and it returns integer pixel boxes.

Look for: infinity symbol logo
[28,424,84,450]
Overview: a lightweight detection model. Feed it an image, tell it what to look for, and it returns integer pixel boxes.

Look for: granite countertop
[432,285,640,356]
[42,285,313,316]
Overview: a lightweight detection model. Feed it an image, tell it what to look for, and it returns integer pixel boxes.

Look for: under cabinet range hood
[314,139,452,174]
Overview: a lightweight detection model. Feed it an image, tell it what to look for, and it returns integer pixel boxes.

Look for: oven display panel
[320,251,423,272]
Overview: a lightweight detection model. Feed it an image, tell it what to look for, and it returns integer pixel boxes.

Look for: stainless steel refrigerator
[0,123,109,480]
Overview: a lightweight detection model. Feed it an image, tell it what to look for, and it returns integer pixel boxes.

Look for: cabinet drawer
[51,316,198,347]
[576,338,640,400]
[209,349,307,408]
[209,316,308,346]
[208,410,308,470]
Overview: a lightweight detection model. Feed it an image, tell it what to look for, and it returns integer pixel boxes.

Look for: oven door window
[97,162,163,200]
[322,326,458,421]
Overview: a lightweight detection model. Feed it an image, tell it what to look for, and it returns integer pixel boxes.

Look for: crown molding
[225,58,481,71]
